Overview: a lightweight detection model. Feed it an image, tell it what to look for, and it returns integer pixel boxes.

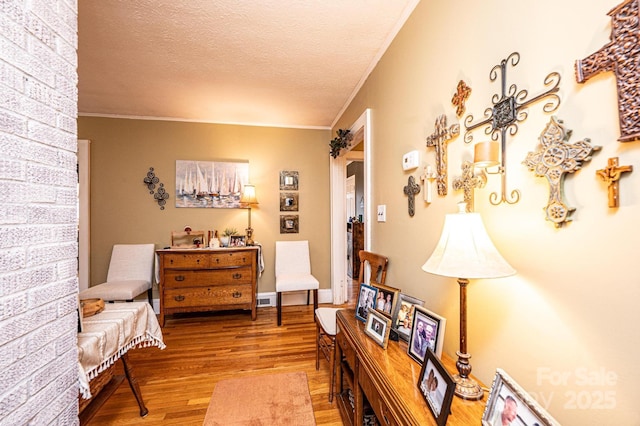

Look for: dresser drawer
[165,284,252,308]
[163,253,210,268]
[164,268,252,288]
[336,327,356,372]
[209,251,254,267]
[359,366,400,426]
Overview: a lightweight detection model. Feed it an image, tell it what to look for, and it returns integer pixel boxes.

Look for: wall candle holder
[465,52,561,205]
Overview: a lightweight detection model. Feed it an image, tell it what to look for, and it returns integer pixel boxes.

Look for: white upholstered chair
[79,244,155,304]
[275,240,319,326]
[314,250,389,402]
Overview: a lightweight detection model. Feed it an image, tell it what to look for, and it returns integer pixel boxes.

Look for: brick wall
[0,1,79,424]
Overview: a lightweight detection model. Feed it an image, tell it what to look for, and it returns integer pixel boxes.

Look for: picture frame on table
[355,283,378,323]
[371,283,400,318]
[418,348,455,426]
[408,305,446,363]
[229,235,246,247]
[482,368,560,426]
[279,170,299,190]
[391,293,424,342]
[364,308,392,349]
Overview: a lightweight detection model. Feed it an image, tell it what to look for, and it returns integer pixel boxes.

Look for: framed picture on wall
[279,215,299,233]
[279,192,299,211]
[175,160,249,208]
[279,171,299,190]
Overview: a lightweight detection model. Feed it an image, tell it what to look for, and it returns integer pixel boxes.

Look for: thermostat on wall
[402,150,420,170]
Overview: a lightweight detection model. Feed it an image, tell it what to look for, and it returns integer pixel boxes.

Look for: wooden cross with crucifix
[419,165,437,204]
[596,157,633,208]
[403,175,421,217]
[464,52,561,205]
[452,161,487,212]
[426,114,459,197]
[451,80,471,117]
[523,116,601,228]
[575,0,640,142]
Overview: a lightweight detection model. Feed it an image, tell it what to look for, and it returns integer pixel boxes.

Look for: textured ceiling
[78,0,419,129]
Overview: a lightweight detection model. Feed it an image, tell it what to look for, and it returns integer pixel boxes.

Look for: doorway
[329,109,371,304]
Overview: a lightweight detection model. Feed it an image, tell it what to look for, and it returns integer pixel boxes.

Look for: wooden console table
[335,309,486,425]
[156,247,259,327]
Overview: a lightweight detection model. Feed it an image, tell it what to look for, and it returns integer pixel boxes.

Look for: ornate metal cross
[596,157,633,207]
[523,116,601,228]
[452,161,487,212]
[403,175,421,217]
[464,52,561,205]
[575,0,640,142]
[426,114,459,196]
[451,80,471,117]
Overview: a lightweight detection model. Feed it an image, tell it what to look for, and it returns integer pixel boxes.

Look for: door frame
[330,109,371,304]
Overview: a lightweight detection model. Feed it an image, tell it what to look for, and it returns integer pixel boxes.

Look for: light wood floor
[87,287,356,425]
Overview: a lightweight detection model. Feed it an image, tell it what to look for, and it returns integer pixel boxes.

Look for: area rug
[203,371,316,426]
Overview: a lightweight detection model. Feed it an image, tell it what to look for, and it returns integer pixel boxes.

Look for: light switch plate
[377,205,386,222]
[402,150,420,170]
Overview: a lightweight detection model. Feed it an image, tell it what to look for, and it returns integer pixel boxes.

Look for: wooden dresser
[156,247,259,327]
[335,309,486,426]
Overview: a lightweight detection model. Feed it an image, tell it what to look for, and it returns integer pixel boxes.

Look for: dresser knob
[174,295,185,302]
[232,291,242,298]
[174,275,185,281]
[232,273,242,279]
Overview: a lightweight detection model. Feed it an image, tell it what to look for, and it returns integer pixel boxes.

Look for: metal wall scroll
[426,114,460,196]
[523,117,601,228]
[403,175,421,217]
[143,167,169,210]
[464,52,561,205]
[596,157,633,208]
[452,161,487,212]
[575,0,640,142]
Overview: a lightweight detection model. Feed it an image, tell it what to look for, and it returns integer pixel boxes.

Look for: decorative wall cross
[426,114,460,196]
[596,157,633,207]
[464,52,561,205]
[403,175,421,217]
[523,117,601,228]
[575,0,640,142]
[419,165,437,203]
[451,80,471,117]
[452,161,487,212]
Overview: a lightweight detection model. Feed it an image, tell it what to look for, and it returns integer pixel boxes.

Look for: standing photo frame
[408,305,446,363]
[371,283,400,318]
[355,283,378,323]
[279,170,299,190]
[418,348,455,426]
[483,368,560,426]
[391,293,425,342]
[364,308,392,349]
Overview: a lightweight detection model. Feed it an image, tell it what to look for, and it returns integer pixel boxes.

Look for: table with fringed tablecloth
[77,302,165,423]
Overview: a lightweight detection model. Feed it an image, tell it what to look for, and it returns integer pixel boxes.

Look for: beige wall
[77,117,331,296]
[335,0,637,424]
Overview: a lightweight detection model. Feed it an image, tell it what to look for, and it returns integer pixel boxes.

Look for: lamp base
[245,227,254,246]
[452,374,484,401]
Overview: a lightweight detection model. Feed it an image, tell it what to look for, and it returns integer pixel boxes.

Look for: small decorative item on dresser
[364,308,392,349]
[483,368,560,426]
[419,348,456,426]
[371,283,400,318]
[391,293,425,342]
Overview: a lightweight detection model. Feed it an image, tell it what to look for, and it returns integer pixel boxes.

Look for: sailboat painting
[175,160,249,208]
